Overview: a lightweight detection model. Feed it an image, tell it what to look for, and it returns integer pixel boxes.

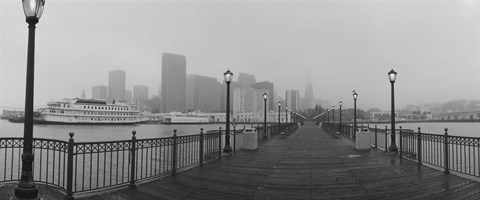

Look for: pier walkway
[78,122,480,199]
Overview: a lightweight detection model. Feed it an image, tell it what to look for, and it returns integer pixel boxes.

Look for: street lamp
[339,101,342,133]
[353,90,358,137]
[263,92,268,139]
[388,69,398,152]
[278,101,281,127]
[15,0,45,199]
[223,69,233,153]
[285,106,288,123]
[332,106,335,127]
[327,109,330,124]
[290,109,293,123]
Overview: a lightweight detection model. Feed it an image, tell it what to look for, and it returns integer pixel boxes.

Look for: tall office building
[251,81,274,111]
[134,85,149,103]
[92,85,108,100]
[108,70,126,103]
[186,74,221,112]
[161,52,186,113]
[303,78,315,110]
[286,90,300,111]
[125,90,133,104]
[237,72,256,88]
[233,88,264,113]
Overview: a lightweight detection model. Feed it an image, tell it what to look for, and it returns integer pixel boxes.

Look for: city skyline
[1,0,480,111]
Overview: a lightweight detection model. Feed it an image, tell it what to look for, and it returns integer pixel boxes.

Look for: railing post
[374,125,378,149]
[385,126,388,152]
[199,128,204,166]
[233,125,236,153]
[129,131,137,188]
[218,127,222,159]
[66,132,75,199]
[172,129,178,175]
[417,127,422,165]
[399,126,403,159]
[444,128,450,174]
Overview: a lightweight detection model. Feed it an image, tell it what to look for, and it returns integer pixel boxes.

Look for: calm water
[0,120,246,142]
[363,122,480,137]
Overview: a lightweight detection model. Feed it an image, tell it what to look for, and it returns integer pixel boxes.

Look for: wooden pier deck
[3,122,480,199]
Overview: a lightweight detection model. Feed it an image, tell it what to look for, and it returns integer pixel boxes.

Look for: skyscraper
[125,90,133,104]
[303,78,315,110]
[134,85,149,102]
[237,72,256,88]
[286,90,300,111]
[92,85,108,100]
[108,70,126,103]
[251,81,274,111]
[186,74,221,112]
[161,52,186,113]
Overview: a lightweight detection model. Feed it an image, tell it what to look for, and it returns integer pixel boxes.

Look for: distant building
[186,74,221,112]
[108,70,126,103]
[80,90,86,99]
[438,112,480,121]
[285,90,300,111]
[138,98,161,113]
[251,81,274,111]
[161,52,186,113]
[237,72,256,88]
[125,90,132,104]
[134,85,149,103]
[92,85,108,100]
[303,79,315,110]
[233,88,265,113]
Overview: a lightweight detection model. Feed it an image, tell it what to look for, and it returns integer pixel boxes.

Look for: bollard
[199,128,204,166]
[374,125,378,149]
[417,127,422,165]
[129,131,137,188]
[444,128,450,174]
[399,126,403,159]
[385,126,388,152]
[172,130,178,175]
[66,132,75,199]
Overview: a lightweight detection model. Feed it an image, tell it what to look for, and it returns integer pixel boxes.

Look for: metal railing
[321,122,480,179]
[0,123,297,198]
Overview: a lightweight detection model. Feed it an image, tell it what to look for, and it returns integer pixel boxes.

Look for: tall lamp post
[353,91,358,136]
[15,1,45,199]
[327,109,330,124]
[223,69,233,153]
[290,109,293,123]
[332,106,335,128]
[388,69,398,152]
[339,101,342,133]
[263,92,268,139]
[285,106,288,123]
[278,101,281,127]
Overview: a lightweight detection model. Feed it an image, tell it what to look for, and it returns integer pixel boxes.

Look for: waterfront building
[186,74,221,113]
[437,111,480,121]
[251,81,274,111]
[237,72,256,88]
[108,70,126,103]
[233,111,289,123]
[285,90,300,111]
[92,85,108,100]
[134,85,149,103]
[161,52,186,113]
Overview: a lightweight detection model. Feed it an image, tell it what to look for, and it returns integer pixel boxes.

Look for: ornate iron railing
[0,123,296,198]
[321,122,480,179]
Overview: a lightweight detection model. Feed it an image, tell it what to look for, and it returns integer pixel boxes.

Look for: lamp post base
[13,184,40,200]
[223,145,232,153]
[388,144,398,152]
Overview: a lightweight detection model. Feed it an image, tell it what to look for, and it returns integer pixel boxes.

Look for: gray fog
[1,0,479,111]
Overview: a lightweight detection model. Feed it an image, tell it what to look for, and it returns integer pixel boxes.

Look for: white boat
[36,98,141,124]
[163,112,210,124]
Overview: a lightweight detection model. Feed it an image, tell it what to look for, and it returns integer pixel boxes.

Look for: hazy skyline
[1,0,479,111]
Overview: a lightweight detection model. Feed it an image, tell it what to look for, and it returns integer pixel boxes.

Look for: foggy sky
[1,0,479,111]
